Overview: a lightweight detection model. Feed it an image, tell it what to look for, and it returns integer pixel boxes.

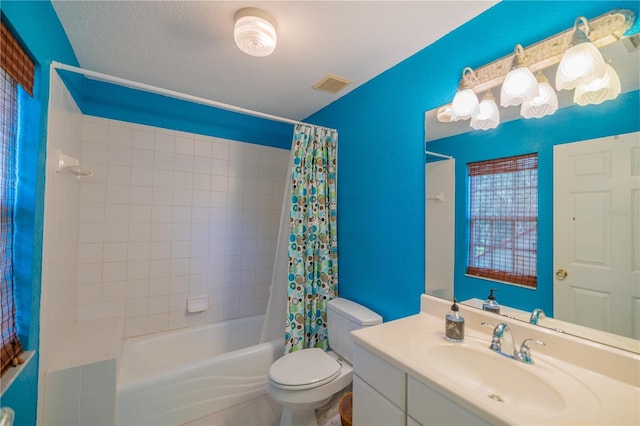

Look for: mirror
[424,37,640,353]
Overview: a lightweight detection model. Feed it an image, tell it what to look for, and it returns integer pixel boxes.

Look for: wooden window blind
[467,153,538,288]
[1,20,34,96]
[0,20,33,374]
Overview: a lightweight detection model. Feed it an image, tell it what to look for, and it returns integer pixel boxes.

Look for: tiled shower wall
[76,116,290,337]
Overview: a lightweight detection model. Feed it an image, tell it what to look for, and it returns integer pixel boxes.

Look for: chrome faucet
[481,322,517,359]
[529,308,546,325]
[482,322,546,364]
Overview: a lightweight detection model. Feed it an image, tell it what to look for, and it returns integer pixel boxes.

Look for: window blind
[467,153,538,288]
[0,19,33,374]
[0,20,34,96]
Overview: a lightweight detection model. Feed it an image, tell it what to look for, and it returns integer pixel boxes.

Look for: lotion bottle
[445,298,464,342]
[482,288,501,314]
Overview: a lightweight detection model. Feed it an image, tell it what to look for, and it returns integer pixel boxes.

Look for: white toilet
[268,298,382,426]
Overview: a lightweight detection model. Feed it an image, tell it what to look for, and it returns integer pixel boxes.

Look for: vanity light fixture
[500,45,539,107]
[573,63,621,106]
[450,67,479,121]
[520,71,558,119]
[470,91,500,130]
[234,7,277,57]
[555,17,607,91]
[439,9,635,130]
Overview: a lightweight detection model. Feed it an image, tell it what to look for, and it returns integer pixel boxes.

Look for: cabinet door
[407,376,487,425]
[353,343,405,408]
[353,375,406,426]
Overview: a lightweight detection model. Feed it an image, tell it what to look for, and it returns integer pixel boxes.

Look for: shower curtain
[284,123,338,353]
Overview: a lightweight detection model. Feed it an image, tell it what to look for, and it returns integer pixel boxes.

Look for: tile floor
[182,389,349,426]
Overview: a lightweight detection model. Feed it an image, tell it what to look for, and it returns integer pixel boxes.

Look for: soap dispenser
[445,298,464,342]
[482,288,501,314]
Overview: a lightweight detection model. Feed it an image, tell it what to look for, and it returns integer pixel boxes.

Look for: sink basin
[426,344,566,413]
[409,334,602,421]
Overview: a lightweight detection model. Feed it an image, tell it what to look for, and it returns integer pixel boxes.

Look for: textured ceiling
[52,1,497,121]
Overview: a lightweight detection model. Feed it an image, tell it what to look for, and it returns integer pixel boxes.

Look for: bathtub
[116,314,283,425]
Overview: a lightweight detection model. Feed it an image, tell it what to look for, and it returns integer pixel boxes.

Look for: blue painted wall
[1,1,78,424]
[2,2,639,423]
[306,1,640,321]
[56,70,293,149]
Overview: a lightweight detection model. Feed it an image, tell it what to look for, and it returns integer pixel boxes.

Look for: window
[1,19,34,375]
[467,153,538,288]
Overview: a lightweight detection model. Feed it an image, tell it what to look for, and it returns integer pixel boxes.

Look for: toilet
[268,298,382,426]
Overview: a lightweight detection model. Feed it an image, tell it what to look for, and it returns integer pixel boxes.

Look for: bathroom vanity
[351,294,639,425]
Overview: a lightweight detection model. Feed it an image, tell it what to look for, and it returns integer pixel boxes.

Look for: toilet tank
[327,298,382,364]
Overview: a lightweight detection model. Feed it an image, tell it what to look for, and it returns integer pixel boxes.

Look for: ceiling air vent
[621,34,640,52]
[312,74,352,94]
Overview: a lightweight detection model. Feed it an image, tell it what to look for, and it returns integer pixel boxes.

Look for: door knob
[555,268,568,280]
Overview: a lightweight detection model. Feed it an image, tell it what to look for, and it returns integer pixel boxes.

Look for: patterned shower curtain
[285,123,338,353]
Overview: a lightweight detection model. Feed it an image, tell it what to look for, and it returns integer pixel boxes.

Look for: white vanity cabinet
[353,342,406,425]
[353,342,487,426]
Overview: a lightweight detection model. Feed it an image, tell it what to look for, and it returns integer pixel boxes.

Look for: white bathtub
[116,315,283,425]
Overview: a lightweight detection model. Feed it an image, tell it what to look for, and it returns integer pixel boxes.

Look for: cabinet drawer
[353,375,406,426]
[353,342,406,409]
[407,376,487,425]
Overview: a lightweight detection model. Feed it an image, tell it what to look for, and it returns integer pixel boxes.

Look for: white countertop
[352,294,640,425]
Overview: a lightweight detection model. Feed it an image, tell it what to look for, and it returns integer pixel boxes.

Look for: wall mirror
[424,36,640,353]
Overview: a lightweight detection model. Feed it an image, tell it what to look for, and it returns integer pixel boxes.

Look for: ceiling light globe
[521,81,558,119]
[234,8,277,57]
[573,63,621,106]
[500,67,539,107]
[451,88,479,121]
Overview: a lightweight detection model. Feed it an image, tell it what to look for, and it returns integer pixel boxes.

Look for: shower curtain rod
[425,150,453,160]
[52,62,336,131]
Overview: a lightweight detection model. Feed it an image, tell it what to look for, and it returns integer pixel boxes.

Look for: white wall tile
[70,116,288,336]
[155,131,175,153]
[132,128,155,151]
[43,395,81,426]
[45,367,81,403]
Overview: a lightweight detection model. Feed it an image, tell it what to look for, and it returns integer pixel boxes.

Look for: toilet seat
[269,348,342,390]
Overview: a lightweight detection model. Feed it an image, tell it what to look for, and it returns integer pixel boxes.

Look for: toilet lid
[269,348,341,387]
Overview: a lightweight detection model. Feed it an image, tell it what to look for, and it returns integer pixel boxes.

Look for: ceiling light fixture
[234,7,277,57]
[438,8,635,131]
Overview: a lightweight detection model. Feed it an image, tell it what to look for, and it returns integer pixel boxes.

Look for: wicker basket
[338,392,353,426]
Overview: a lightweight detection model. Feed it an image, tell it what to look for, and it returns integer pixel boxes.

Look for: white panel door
[554,132,640,339]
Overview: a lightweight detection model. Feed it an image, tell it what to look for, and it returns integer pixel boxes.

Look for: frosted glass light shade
[500,66,539,107]
[451,88,479,121]
[555,42,607,91]
[521,81,558,119]
[234,8,277,57]
[470,92,500,130]
[573,64,621,106]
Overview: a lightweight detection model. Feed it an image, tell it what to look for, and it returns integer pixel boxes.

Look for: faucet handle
[518,338,546,364]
